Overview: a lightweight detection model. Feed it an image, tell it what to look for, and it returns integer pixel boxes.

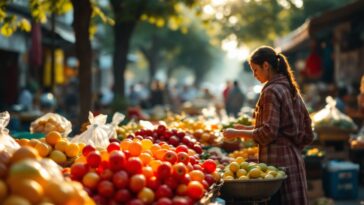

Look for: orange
[120,139,132,151]
[75,155,86,163]
[189,170,205,182]
[45,131,62,146]
[78,143,86,151]
[142,166,154,178]
[29,139,41,147]
[17,139,30,147]
[139,152,152,165]
[11,179,43,204]
[150,144,161,156]
[3,195,31,205]
[55,140,68,152]
[34,143,51,157]
[10,147,40,164]
[149,160,162,173]
[0,180,8,202]
[154,149,167,160]
[160,144,171,150]
[44,181,73,204]
[65,143,80,158]
[129,141,142,156]
[8,159,50,188]
[100,150,109,161]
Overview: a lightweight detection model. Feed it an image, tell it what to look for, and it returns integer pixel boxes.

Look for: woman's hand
[233,124,254,130]
[223,128,238,140]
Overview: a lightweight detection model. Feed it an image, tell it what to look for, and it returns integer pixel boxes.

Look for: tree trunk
[113,21,136,98]
[71,0,92,126]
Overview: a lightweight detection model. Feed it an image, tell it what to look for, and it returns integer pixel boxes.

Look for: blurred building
[275,0,364,88]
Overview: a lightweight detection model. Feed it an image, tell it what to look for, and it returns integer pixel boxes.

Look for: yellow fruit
[267,166,277,171]
[229,162,239,173]
[45,131,62,146]
[10,147,40,164]
[264,174,274,179]
[44,181,74,204]
[223,170,234,178]
[65,143,80,158]
[238,175,249,180]
[49,150,67,164]
[258,163,268,172]
[75,155,86,163]
[55,140,68,152]
[236,169,247,178]
[223,175,234,180]
[8,159,50,188]
[267,170,277,177]
[248,168,262,179]
[11,179,43,204]
[0,180,8,202]
[78,143,86,151]
[35,143,51,157]
[3,195,31,205]
[240,161,249,171]
[235,157,245,164]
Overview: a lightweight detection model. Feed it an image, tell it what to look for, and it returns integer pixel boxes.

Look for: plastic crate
[323,161,359,199]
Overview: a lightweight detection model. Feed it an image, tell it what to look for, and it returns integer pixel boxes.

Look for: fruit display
[223,159,286,180]
[222,114,253,129]
[70,139,221,204]
[15,131,83,167]
[200,147,231,167]
[228,147,259,162]
[303,147,324,157]
[116,121,143,139]
[30,113,72,136]
[0,148,93,205]
[130,125,204,154]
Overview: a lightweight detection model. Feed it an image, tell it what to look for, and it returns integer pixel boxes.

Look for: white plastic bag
[0,111,20,154]
[313,96,357,131]
[30,113,72,136]
[71,112,109,148]
[106,112,125,139]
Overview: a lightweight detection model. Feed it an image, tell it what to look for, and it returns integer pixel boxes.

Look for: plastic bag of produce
[312,96,357,132]
[106,112,125,139]
[71,112,109,148]
[0,111,20,154]
[30,113,72,136]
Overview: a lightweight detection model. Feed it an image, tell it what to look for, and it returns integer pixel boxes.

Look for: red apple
[177,152,190,164]
[193,145,203,154]
[114,189,131,203]
[98,180,114,198]
[175,145,189,153]
[126,157,143,174]
[100,169,113,180]
[163,150,177,164]
[176,132,186,139]
[129,174,146,193]
[168,136,179,147]
[109,150,126,172]
[189,156,197,165]
[202,159,216,174]
[155,184,173,199]
[187,181,204,199]
[156,197,173,205]
[107,142,120,153]
[87,151,102,168]
[180,173,191,185]
[71,162,88,179]
[147,176,161,190]
[112,170,129,189]
[172,163,187,178]
[83,145,96,156]
[204,174,215,186]
[164,176,178,190]
[156,162,172,180]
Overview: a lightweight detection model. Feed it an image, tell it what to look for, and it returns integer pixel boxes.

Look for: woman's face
[250,62,269,83]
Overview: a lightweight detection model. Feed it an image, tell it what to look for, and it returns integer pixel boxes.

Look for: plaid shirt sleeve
[252,88,280,145]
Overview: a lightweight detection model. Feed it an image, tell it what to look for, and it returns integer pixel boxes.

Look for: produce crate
[323,161,359,200]
[349,149,364,185]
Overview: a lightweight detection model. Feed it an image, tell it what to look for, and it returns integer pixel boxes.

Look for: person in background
[18,86,33,111]
[150,80,165,107]
[223,46,314,205]
[226,80,245,117]
[222,80,232,110]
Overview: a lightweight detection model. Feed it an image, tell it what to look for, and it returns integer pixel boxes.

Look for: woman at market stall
[223,46,314,205]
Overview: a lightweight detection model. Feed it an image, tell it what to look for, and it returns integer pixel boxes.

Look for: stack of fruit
[228,147,259,162]
[116,122,143,139]
[223,158,286,180]
[15,131,84,167]
[70,139,220,205]
[0,147,93,205]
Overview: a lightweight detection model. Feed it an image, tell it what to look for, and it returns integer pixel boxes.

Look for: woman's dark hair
[249,46,300,97]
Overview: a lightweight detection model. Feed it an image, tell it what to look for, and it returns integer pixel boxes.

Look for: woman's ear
[263,61,270,70]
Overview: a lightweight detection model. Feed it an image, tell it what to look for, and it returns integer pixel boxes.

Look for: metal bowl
[220,176,287,200]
